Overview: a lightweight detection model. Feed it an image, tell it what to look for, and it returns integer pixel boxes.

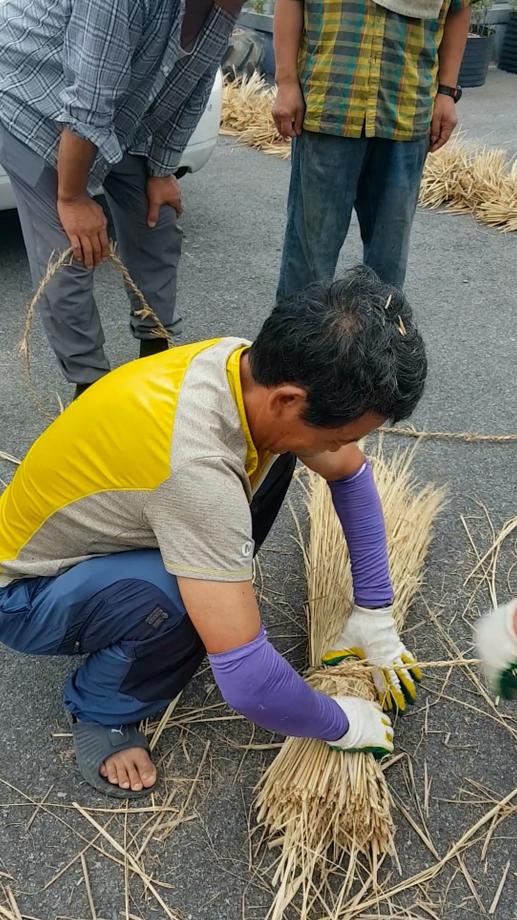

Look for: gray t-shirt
[0,338,277,586]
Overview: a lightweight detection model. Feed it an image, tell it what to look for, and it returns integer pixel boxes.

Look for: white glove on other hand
[322,605,422,712]
[328,696,394,757]
[475,599,517,700]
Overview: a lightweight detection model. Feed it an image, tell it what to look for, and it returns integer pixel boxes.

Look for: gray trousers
[0,126,182,384]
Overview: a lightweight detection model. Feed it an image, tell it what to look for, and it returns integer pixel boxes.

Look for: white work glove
[475,599,517,700]
[322,605,422,712]
[328,696,394,758]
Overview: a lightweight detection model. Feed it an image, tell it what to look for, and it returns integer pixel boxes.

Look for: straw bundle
[221,71,292,158]
[220,75,517,232]
[419,144,517,232]
[256,445,446,918]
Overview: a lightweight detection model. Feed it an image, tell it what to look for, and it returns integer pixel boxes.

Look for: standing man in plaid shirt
[0,1,243,398]
[273,0,471,295]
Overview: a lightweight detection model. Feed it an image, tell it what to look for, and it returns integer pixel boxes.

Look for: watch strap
[437,83,462,102]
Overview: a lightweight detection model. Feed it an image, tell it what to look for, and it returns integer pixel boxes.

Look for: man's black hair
[249,266,427,428]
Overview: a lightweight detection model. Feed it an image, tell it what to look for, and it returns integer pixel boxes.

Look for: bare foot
[100,747,157,792]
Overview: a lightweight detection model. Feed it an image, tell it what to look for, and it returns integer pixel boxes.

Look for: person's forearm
[438,5,471,84]
[274,0,303,85]
[57,128,97,201]
[329,461,394,608]
[209,627,348,741]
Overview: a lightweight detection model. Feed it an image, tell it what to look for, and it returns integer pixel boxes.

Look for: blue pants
[277,131,429,299]
[0,454,295,725]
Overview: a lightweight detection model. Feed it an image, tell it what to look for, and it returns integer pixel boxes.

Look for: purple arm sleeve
[208,627,348,741]
[329,460,394,608]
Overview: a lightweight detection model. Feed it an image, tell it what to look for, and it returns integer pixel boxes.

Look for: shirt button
[162,65,170,75]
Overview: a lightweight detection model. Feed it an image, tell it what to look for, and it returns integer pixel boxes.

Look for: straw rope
[221,74,517,233]
[380,426,517,444]
[19,243,174,365]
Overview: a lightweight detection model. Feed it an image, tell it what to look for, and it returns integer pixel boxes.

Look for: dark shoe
[139,338,169,359]
[74,382,92,400]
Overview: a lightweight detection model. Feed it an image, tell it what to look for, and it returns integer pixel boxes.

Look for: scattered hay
[0,729,212,920]
[73,803,181,920]
[0,886,22,920]
[221,71,291,158]
[0,451,20,467]
[465,514,517,608]
[256,445,446,918]
[420,143,517,232]
[337,786,517,919]
[220,75,517,233]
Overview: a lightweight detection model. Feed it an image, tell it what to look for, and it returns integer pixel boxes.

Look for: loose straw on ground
[255,445,446,919]
[465,514,517,608]
[221,74,517,233]
[73,803,181,920]
[337,786,517,919]
[0,451,20,467]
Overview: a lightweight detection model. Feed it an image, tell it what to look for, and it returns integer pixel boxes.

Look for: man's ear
[268,384,308,418]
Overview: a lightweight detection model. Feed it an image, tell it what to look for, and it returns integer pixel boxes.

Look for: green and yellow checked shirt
[299,0,470,141]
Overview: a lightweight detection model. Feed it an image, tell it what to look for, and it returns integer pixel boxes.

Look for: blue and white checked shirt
[0,0,236,181]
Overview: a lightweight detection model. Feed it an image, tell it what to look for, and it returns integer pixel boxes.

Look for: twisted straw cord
[19,243,174,363]
[380,426,517,444]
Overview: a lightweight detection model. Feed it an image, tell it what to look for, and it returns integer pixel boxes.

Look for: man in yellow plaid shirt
[273,0,472,293]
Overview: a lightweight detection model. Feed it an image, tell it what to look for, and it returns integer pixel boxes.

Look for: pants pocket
[120,616,205,703]
[0,581,33,652]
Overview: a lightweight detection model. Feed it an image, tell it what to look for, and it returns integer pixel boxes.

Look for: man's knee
[75,575,188,654]
[119,611,205,703]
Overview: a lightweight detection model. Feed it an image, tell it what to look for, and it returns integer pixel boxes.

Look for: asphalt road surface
[0,70,516,920]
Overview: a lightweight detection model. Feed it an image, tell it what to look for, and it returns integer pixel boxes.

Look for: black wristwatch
[437,83,463,103]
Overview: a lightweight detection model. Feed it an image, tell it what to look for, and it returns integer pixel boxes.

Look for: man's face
[260,390,385,456]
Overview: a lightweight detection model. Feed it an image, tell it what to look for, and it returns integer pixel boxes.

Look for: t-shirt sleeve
[143,456,254,582]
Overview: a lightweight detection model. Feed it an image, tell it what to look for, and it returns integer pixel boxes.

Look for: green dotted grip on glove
[329,744,392,759]
[322,646,363,666]
[322,647,423,714]
[498,660,517,700]
[382,651,423,711]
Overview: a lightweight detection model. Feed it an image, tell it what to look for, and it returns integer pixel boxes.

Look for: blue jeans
[0,550,204,725]
[277,131,428,299]
[0,453,296,725]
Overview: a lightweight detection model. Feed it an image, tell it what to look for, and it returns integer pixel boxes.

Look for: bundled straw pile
[256,445,445,919]
[221,71,291,158]
[419,144,517,233]
[221,75,517,233]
